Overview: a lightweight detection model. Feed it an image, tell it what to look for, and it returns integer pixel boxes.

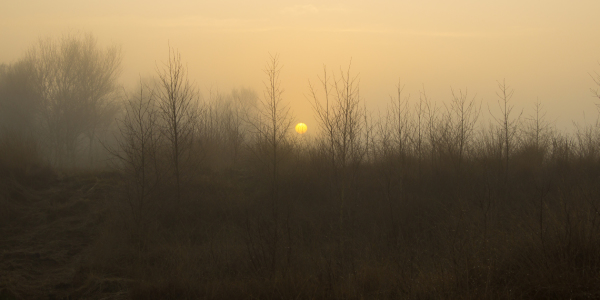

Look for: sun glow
[295,123,307,134]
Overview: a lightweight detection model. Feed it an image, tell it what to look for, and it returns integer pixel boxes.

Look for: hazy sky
[2,0,600,131]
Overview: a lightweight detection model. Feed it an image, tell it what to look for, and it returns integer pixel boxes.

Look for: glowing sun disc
[295,123,307,134]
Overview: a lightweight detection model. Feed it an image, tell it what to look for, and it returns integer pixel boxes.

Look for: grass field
[1,137,600,299]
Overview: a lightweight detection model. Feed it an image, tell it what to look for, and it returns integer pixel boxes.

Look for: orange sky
[2,0,600,131]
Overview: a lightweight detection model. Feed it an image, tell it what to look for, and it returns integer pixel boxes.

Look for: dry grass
[0,167,128,299]
[2,161,600,299]
[2,122,600,299]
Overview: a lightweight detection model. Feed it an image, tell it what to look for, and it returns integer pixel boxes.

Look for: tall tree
[490,79,522,183]
[309,62,365,232]
[443,88,480,170]
[156,45,199,201]
[112,80,161,231]
[247,54,293,273]
[26,33,121,166]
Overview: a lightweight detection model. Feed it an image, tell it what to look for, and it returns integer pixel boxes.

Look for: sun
[295,123,307,134]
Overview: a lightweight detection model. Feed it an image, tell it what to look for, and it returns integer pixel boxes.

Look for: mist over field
[3,1,600,130]
[2,1,600,299]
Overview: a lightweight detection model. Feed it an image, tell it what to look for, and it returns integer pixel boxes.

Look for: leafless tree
[443,88,480,170]
[110,80,161,234]
[410,87,443,174]
[246,53,293,273]
[375,80,412,245]
[27,33,121,167]
[251,54,293,200]
[424,89,441,170]
[410,87,427,178]
[524,99,552,152]
[309,61,365,232]
[490,79,522,183]
[390,81,412,160]
[226,88,257,168]
[155,45,200,200]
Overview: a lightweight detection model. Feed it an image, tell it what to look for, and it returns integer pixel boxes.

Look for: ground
[0,172,129,300]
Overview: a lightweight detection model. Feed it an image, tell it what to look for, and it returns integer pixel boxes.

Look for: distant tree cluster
[0,33,121,167]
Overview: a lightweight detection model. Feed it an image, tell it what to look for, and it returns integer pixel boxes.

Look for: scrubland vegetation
[2,33,600,299]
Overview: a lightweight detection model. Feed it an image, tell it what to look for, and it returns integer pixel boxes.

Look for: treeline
[0,34,290,171]
[3,33,600,179]
[100,38,600,298]
[0,33,121,168]
[3,33,600,298]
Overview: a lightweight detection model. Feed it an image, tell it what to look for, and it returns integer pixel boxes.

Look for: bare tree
[27,33,121,167]
[443,88,480,170]
[409,86,427,178]
[524,99,552,152]
[155,45,200,201]
[375,80,412,245]
[110,80,160,234]
[246,54,293,273]
[411,87,443,174]
[249,54,293,203]
[309,61,365,232]
[226,88,257,168]
[490,79,522,183]
[391,80,412,160]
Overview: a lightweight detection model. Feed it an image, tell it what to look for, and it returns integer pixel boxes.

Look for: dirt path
[0,173,129,300]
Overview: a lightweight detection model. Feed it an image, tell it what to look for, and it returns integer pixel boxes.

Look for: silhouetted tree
[228,88,257,167]
[490,79,522,183]
[199,87,257,171]
[246,54,293,273]
[111,79,161,231]
[443,88,480,170]
[155,45,200,201]
[523,99,552,158]
[309,62,365,234]
[26,33,121,167]
[375,80,412,244]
